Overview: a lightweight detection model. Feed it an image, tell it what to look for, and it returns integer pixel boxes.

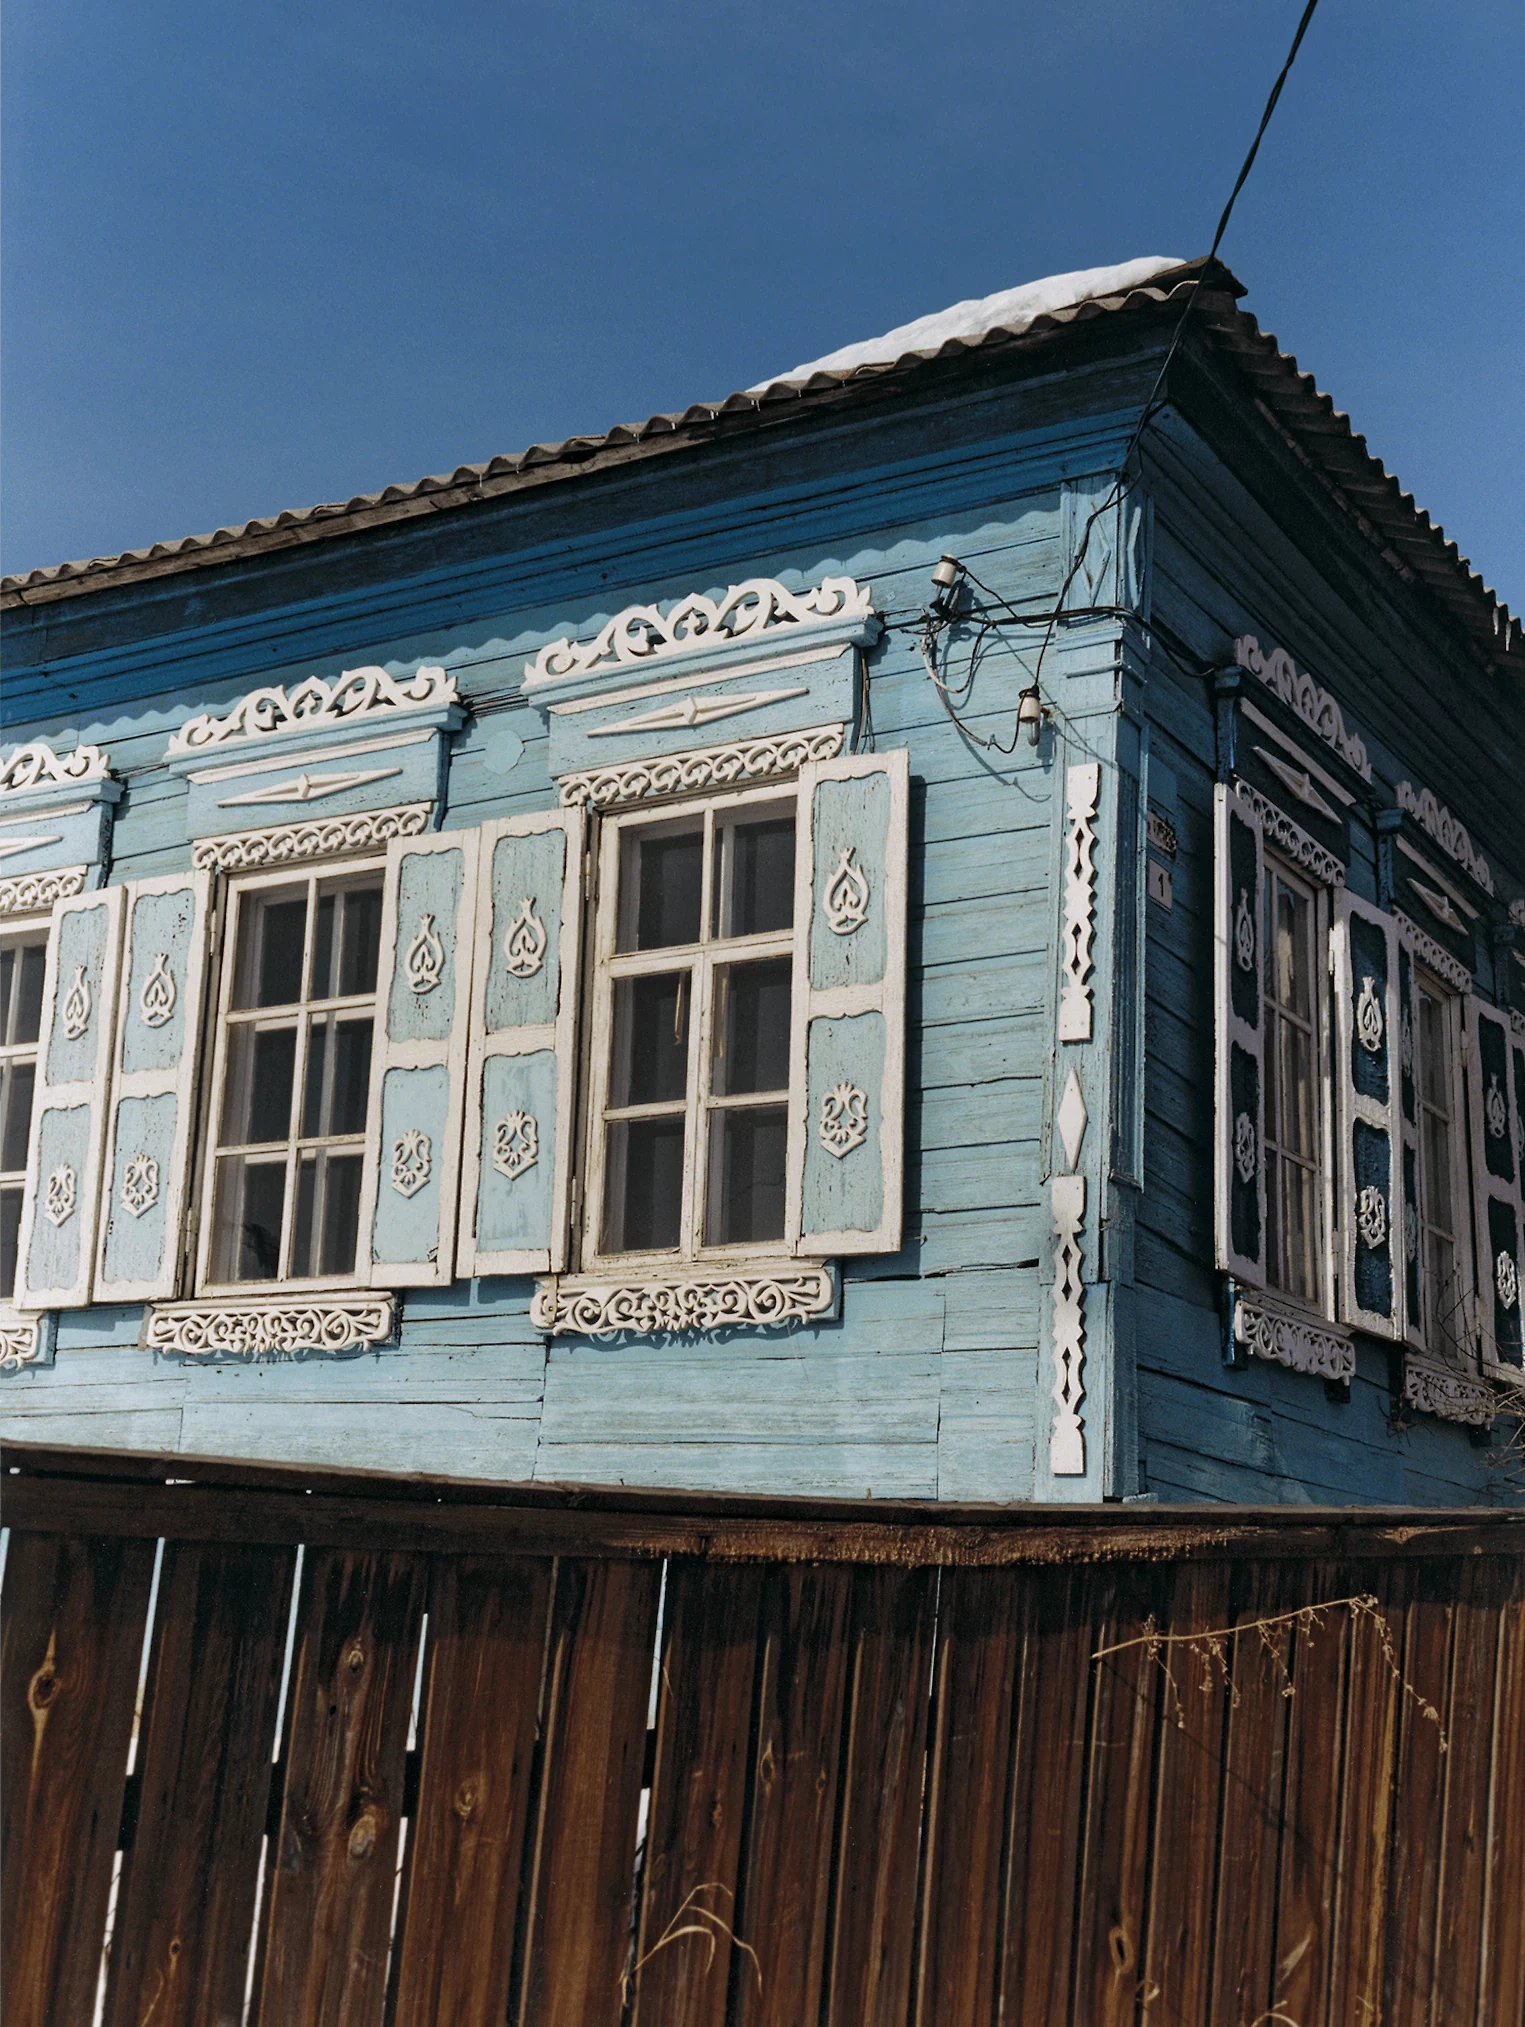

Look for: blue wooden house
[2,254,1520,1505]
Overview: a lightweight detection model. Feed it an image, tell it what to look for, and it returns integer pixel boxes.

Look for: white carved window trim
[192,855,388,1298]
[0,912,50,1330]
[579,780,802,1278]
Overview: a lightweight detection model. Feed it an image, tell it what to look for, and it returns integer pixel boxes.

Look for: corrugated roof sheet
[2,257,1515,679]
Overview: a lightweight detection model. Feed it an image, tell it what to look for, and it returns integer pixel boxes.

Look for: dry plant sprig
[1094,1594,1447,1752]
[619,1882,762,2007]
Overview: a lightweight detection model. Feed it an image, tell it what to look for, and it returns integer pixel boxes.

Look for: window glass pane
[301,1015,373,1138]
[705,1104,787,1246]
[1,940,47,1047]
[713,807,794,939]
[602,1117,685,1252]
[306,881,384,999]
[290,1150,364,1277]
[232,888,308,1010]
[610,973,690,1108]
[210,1154,286,1281]
[711,958,791,1096]
[618,824,703,952]
[220,1024,297,1145]
[1417,992,1449,1109]
[0,1062,36,1174]
[0,1184,21,1300]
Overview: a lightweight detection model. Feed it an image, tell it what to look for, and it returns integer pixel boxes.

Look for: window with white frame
[198,866,384,1289]
[1412,972,1467,1354]
[586,788,797,1262]
[1262,855,1328,1306]
[0,930,47,1300]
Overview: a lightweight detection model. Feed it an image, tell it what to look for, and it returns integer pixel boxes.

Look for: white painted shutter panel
[361,828,480,1288]
[14,885,125,1309]
[94,871,213,1304]
[456,808,585,1278]
[1332,890,1403,1338]
[1213,783,1266,1287]
[1465,997,1524,1373]
[1396,937,1424,1351]
[789,747,908,1257]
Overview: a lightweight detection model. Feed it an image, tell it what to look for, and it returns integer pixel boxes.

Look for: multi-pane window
[589,789,796,1261]
[1263,858,1325,1304]
[0,933,47,1300]
[1414,976,1462,1350]
[201,869,383,1288]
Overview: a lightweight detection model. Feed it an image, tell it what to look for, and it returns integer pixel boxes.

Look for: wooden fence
[2,1442,1521,2027]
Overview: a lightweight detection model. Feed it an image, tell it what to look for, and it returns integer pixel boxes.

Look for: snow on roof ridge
[747,256,1187,390]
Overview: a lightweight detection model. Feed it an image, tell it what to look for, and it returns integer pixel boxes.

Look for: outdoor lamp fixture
[1018,684,1046,746]
[928,554,964,619]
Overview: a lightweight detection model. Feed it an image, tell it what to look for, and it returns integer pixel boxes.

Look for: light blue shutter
[95,872,214,1303]
[14,885,126,1309]
[1333,889,1403,1338]
[362,828,480,1287]
[456,808,586,1278]
[790,748,908,1257]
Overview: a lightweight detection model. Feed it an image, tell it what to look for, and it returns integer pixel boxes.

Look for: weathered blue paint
[120,887,196,1075]
[100,1093,177,1285]
[386,849,465,1042]
[802,1012,886,1236]
[486,830,565,1032]
[46,906,112,1087]
[476,1051,558,1252]
[809,774,890,991]
[371,1066,449,1265]
[25,1106,91,1292]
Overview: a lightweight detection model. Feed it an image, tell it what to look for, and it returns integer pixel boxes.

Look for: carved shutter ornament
[819,1082,869,1158]
[1355,977,1385,1054]
[139,951,177,1029]
[390,1129,432,1199]
[503,897,548,979]
[1498,1251,1519,1312]
[61,965,93,1039]
[492,1111,539,1181]
[1485,1074,1508,1142]
[403,913,445,995]
[1400,1007,1415,1079]
[121,1154,160,1218]
[1233,1112,1258,1186]
[1356,1185,1388,1252]
[44,1165,78,1226]
[1405,1200,1420,1263]
[823,846,870,936]
[1233,890,1256,972]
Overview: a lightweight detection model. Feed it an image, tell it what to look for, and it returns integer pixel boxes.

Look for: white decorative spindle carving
[1058,762,1100,1043]
[1048,1066,1088,1477]
[530,1266,836,1337]
[503,899,548,979]
[139,951,177,1028]
[44,1165,78,1226]
[167,666,458,756]
[819,1083,868,1157]
[61,965,93,1039]
[389,1130,432,1198]
[492,1112,539,1181]
[403,914,445,995]
[822,846,870,936]
[1233,637,1371,779]
[558,725,844,810]
[120,1154,160,1219]
[1395,781,1493,894]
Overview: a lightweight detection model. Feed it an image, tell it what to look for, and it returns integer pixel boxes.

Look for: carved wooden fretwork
[1401,1361,1495,1427]
[389,1130,432,1198]
[819,1082,868,1157]
[0,1314,45,1373]
[403,914,446,994]
[192,802,430,872]
[140,951,177,1028]
[557,725,844,809]
[121,1154,161,1219]
[1235,1297,1355,1380]
[503,900,548,978]
[1232,780,1345,887]
[1394,911,1471,994]
[531,1266,836,1337]
[1253,746,1339,822]
[1145,810,1177,859]
[1233,637,1371,779]
[44,1165,78,1226]
[1058,763,1100,1043]
[1394,781,1493,895]
[1049,1174,1087,1475]
[0,742,111,793]
[1511,899,1525,930]
[822,848,870,937]
[0,865,88,918]
[492,1112,539,1181]
[526,579,873,688]
[145,1294,396,1360]
[168,666,458,756]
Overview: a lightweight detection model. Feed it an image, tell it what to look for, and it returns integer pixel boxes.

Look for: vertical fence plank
[1138,1560,1234,2027]
[254,1549,426,2027]
[999,1564,1099,2027]
[1481,1557,1525,2026]
[1207,1561,1296,2027]
[387,1554,554,2027]
[517,1556,662,2027]
[1383,1559,1456,2027]
[102,1541,296,2027]
[822,1564,939,2027]
[913,1566,1027,2027]
[731,1563,854,2027]
[1428,1557,1507,2027]
[1075,1565,1169,2027]
[1272,1560,1353,2027]
[629,1561,766,2027]
[0,1529,157,2027]
[1325,1565,1402,2027]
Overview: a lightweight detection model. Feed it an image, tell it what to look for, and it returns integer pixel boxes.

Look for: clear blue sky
[3,0,1521,599]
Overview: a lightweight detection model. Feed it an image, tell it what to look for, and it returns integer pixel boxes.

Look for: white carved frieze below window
[530,1266,835,1337]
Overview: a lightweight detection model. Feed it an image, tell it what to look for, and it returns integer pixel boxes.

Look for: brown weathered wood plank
[1481,1559,1525,2026]
[1271,1560,1351,2025]
[254,1548,426,2027]
[1427,1556,1507,2027]
[1325,1563,1402,2027]
[0,1529,156,2027]
[386,1554,553,2027]
[1138,1559,1234,2027]
[101,1541,295,2027]
[731,1563,854,2027]
[912,1565,1027,2027]
[516,1556,662,2027]
[1382,1558,1456,2027]
[822,1565,938,2027]
[629,1560,765,2026]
